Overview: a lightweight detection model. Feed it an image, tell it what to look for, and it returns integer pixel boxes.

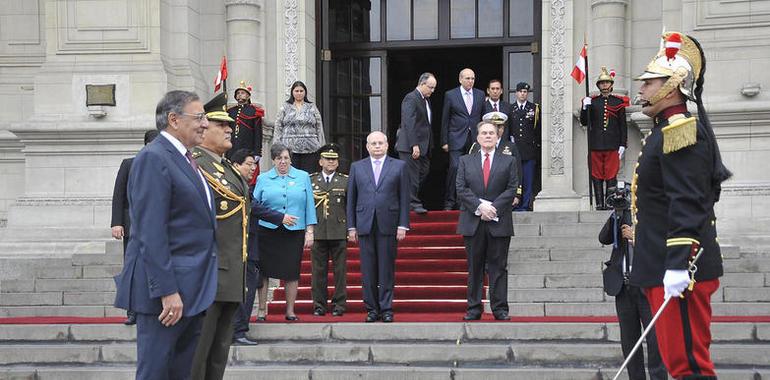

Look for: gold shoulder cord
[201,170,248,262]
[313,190,331,219]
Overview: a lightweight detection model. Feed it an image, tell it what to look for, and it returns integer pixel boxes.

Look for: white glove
[254,155,261,163]
[582,97,592,109]
[618,146,625,160]
[663,269,691,299]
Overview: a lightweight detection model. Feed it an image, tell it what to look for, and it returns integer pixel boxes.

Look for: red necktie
[483,153,490,188]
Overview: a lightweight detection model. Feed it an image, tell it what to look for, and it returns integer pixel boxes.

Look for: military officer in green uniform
[310,144,349,316]
[469,112,523,207]
[191,93,250,380]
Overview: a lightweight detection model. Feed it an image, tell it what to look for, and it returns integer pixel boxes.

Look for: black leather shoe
[123,312,136,326]
[285,315,299,321]
[413,206,428,214]
[493,312,511,321]
[232,336,258,346]
[332,309,344,317]
[365,312,379,323]
[462,312,481,321]
[313,308,325,316]
[381,312,394,323]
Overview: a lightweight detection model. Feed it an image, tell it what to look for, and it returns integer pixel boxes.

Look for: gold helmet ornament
[596,66,615,85]
[234,80,252,96]
[635,32,703,105]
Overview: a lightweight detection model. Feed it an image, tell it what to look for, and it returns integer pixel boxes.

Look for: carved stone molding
[548,0,566,175]
[55,0,151,54]
[225,0,261,5]
[14,196,111,206]
[284,0,299,89]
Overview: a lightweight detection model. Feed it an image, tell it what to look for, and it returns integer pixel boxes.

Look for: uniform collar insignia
[212,162,225,173]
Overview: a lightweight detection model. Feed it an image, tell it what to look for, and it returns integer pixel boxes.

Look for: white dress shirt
[160,131,212,208]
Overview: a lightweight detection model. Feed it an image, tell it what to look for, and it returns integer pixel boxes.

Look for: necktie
[326,175,331,184]
[464,91,473,114]
[185,150,199,173]
[493,102,498,112]
[483,153,490,188]
[373,160,382,186]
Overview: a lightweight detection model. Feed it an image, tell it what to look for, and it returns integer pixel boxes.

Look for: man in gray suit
[456,121,519,321]
[395,72,436,214]
[347,131,410,323]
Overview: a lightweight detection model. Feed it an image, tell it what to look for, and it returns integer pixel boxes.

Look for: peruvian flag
[571,45,587,84]
[214,56,228,92]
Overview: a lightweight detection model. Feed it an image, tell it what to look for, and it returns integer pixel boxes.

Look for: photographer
[599,184,666,380]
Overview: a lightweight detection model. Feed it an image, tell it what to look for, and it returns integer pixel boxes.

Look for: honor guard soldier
[469,112,523,206]
[580,66,629,210]
[509,82,540,211]
[631,31,731,380]
[227,80,265,166]
[310,143,349,317]
[191,93,251,380]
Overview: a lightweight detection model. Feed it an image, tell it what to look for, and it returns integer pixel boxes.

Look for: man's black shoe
[462,312,481,321]
[365,312,379,323]
[493,312,511,321]
[232,336,258,346]
[413,206,428,214]
[123,312,136,326]
[332,309,344,317]
[313,308,325,316]
[381,312,394,323]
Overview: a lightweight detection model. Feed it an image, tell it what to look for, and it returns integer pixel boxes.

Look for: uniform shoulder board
[661,115,697,154]
[191,151,202,159]
[338,173,348,178]
[310,172,320,177]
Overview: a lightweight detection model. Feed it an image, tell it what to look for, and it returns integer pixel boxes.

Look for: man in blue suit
[441,68,485,210]
[114,90,218,380]
[347,131,410,323]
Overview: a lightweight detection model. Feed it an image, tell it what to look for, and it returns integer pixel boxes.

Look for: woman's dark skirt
[257,225,304,281]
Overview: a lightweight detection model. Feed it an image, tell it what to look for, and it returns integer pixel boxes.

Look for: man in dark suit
[110,129,158,326]
[114,90,218,380]
[509,82,541,211]
[347,131,410,323]
[395,72,436,214]
[468,112,523,207]
[456,121,519,321]
[482,79,513,142]
[440,68,485,210]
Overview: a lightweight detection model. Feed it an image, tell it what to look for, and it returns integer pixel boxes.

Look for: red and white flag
[571,45,587,84]
[214,56,228,92]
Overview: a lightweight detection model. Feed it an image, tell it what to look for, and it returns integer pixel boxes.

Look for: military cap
[515,82,530,92]
[482,111,508,126]
[204,92,234,122]
[318,143,341,159]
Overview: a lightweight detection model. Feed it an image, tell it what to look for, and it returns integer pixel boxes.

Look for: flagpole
[583,41,594,209]
[221,56,227,98]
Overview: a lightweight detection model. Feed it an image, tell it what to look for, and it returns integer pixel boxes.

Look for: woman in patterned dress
[273,81,326,174]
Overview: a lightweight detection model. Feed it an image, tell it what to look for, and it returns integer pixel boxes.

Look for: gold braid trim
[313,190,331,219]
[534,103,540,127]
[662,116,697,154]
[201,170,248,262]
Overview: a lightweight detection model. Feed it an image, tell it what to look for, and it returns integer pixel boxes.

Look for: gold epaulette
[662,114,697,154]
[338,173,348,177]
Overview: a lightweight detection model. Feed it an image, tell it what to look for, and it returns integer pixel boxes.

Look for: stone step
[0,241,106,257]
[508,236,605,249]
[0,257,78,281]
[1,322,766,344]
[3,366,764,380]
[0,341,767,367]
[0,227,111,242]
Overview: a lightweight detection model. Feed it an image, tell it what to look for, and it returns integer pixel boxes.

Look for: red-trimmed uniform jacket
[579,94,628,151]
[227,103,265,158]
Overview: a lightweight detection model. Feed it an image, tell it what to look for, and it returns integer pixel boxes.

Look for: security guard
[469,111,523,206]
[310,144,349,316]
[631,32,731,380]
[191,93,250,380]
[580,66,628,210]
[227,80,265,165]
[509,82,540,211]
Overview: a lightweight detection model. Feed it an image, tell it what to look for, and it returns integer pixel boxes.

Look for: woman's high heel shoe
[256,308,267,321]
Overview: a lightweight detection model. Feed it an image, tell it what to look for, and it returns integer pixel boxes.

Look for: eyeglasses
[178,112,207,122]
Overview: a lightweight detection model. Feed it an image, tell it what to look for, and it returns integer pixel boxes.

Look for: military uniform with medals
[509,82,541,211]
[310,144,349,316]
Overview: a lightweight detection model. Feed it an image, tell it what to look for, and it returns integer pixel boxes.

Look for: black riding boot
[592,178,605,210]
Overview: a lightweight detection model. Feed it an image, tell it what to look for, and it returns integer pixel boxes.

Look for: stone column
[225,0,265,105]
[535,0,581,211]
[591,0,628,94]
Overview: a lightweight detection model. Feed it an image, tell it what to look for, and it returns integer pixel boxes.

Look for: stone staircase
[1,211,769,378]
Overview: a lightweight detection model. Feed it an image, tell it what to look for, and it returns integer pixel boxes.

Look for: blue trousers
[515,159,536,211]
[135,312,203,380]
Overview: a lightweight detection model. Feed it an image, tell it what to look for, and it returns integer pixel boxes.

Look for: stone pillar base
[533,189,582,212]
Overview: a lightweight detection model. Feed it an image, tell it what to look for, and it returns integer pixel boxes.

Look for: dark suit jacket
[482,99,513,142]
[598,210,632,297]
[395,89,432,156]
[114,135,218,317]
[346,156,410,235]
[456,150,519,237]
[110,158,132,230]
[441,86,485,151]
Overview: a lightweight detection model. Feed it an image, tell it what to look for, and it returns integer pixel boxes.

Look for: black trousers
[616,284,667,380]
[192,301,239,380]
[463,222,510,315]
[358,219,397,314]
[444,149,464,208]
[398,152,429,209]
[311,239,348,312]
[232,259,261,339]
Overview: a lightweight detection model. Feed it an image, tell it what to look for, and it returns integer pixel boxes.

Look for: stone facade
[0,0,768,248]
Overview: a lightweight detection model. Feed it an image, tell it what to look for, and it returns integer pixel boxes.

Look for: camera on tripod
[606,181,631,210]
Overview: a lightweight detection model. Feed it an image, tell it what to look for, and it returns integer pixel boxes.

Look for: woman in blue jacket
[254,143,317,320]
